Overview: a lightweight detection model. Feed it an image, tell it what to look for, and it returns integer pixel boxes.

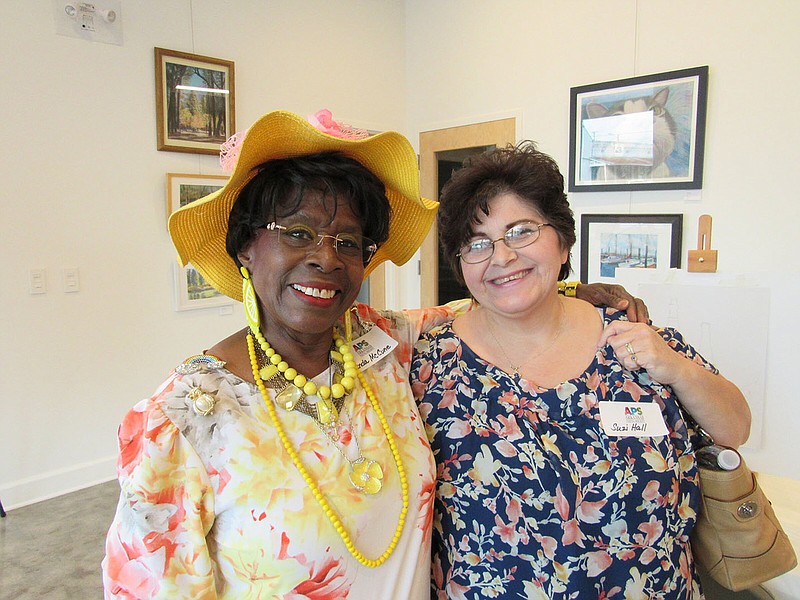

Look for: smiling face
[460,192,568,319]
[236,192,365,349]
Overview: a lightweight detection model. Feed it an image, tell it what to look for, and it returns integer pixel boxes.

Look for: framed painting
[155,47,235,154]
[569,66,708,192]
[166,172,228,224]
[580,214,683,283]
[172,262,232,311]
[166,173,230,311]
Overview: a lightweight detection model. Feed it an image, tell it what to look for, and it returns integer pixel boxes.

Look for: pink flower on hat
[218,109,370,173]
[307,109,341,136]
[308,109,371,140]
[219,130,246,173]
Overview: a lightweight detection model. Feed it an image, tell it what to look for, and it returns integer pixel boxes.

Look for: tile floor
[0,480,119,599]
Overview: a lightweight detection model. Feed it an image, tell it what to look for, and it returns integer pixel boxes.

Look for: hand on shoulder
[575,282,650,323]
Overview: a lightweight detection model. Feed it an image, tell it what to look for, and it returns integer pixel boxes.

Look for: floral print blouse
[102,302,464,599]
[412,308,711,599]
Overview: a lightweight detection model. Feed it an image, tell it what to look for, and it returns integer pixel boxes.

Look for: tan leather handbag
[691,450,797,591]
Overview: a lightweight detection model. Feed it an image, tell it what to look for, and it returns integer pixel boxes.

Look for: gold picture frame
[166,172,231,311]
[166,172,229,224]
[155,48,235,154]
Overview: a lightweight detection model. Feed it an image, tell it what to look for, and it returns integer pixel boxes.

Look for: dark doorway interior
[435,146,494,304]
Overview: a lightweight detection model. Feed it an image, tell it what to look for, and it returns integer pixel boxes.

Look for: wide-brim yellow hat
[168,110,438,302]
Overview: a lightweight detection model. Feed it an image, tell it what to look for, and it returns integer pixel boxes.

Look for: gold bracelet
[557,281,579,297]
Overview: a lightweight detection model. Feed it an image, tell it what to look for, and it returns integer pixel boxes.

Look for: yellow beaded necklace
[253,329,353,425]
[246,313,409,568]
[253,326,355,393]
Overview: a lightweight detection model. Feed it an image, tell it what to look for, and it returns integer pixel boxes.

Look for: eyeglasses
[457,221,551,264]
[264,222,378,265]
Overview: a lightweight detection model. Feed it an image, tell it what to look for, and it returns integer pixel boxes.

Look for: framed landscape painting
[155,48,235,154]
[166,172,229,224]
[166,173,231,310]
[173,262,232,311]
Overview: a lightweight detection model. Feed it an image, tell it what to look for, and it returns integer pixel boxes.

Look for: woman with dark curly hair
[412,141,750,598]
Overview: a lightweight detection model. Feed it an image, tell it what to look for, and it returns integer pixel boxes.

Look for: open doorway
[419,118,516,307]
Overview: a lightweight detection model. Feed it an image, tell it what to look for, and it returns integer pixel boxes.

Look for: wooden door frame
[419,118,517,307]
[367,266,385,310]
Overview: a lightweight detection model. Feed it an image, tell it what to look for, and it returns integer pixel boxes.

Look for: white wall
[402,0,800,477]
[0,0,406,509]
[2,0,798,509]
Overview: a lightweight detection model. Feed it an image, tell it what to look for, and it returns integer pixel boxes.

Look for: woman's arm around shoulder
[352,299,471,348]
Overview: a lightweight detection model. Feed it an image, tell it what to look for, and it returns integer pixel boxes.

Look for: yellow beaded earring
[241,266,261,333]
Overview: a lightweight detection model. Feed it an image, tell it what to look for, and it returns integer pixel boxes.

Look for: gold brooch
[188,387,216,416]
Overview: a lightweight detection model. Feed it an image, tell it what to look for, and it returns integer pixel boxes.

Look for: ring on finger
[625,342,638,363]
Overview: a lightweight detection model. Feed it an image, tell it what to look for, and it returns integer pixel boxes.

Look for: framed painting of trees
[172,261,233,311]
[155,48,235,154]
[166,172,229,225]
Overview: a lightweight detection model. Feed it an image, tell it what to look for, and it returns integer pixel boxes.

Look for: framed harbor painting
[580,214,682,283]
[569,66,708,192]
[155,48,235,154]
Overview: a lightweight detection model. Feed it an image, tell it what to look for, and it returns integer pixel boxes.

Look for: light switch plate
[30,269,47,295]
[63,268,80,293]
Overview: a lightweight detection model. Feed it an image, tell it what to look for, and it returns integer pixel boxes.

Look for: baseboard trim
[0,456,117,510]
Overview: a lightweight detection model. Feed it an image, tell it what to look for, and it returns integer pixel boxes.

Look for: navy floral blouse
[411,308,712,599]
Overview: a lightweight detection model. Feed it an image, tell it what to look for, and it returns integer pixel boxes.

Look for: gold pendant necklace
[251,325,357,415]
[246,315,408,569]
[314,407,384,494]
[485,299,567,377]
[254,341,383,494]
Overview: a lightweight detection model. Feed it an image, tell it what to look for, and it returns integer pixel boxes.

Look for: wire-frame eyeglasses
[264,222,378,266]
[457,221,551,264]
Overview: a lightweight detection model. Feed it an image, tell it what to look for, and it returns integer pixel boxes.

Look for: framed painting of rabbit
[568,66,708,192]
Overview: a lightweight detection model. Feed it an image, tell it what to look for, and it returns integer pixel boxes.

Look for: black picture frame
[580,214,683,283]
[569,66,708,192]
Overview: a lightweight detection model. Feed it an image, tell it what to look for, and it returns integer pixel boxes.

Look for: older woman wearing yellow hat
[102,110,645,598]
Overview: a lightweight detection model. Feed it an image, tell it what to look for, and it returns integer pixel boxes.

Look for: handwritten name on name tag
[349,326,398,371]
[598,402,668,438]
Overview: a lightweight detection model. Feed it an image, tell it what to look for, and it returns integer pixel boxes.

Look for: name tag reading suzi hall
[598,402,669,438]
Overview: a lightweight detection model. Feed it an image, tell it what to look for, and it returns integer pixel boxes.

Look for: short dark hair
[226,151,392,265]
[437,141,576,283]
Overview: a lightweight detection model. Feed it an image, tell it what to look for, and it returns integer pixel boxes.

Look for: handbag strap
[675,399,715,450]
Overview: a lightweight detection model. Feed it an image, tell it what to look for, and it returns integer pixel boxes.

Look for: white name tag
[598,402,669,438]
[348,326,398,371]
